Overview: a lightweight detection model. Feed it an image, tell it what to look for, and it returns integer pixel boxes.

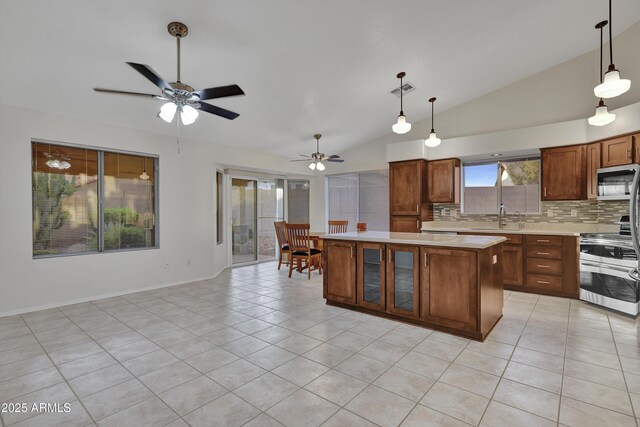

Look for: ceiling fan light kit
[593,0,631,99]
[94,21,245,126]
[392,72,412,134]
[424,96,442,147]
[589,20,616,127]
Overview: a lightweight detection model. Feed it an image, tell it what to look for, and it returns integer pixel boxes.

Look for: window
[216,171,223,244]
[327,171,389,231]
[32,141,158,257]
[287,180,310,223]
[462,157,540,214]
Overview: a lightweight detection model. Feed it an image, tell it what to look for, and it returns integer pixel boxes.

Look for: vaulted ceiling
[1,0,639,158]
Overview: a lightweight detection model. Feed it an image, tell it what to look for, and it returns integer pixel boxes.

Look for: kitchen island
[322,231,506,341]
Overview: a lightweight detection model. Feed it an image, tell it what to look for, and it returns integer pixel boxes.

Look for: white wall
[0,104,311,315]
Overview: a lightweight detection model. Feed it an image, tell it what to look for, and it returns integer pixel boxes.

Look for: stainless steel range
[580,217,640,316]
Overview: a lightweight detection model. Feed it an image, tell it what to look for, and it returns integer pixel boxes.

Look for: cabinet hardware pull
[389,249,392,261]
[424,252,428,267]
[537,239,550,242]
[417,220,420,229]
[537,252,550,255]
[537,265,550,268]
[450,190,452,200]
[351,246,353,259]
[627,150,631,159]
[544,187,547,197]
[379,249,383,262]
[416,204,419,212]
[537,280,551,284]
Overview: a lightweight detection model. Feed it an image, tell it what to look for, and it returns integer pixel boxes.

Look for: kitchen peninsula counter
[322,232,505,341]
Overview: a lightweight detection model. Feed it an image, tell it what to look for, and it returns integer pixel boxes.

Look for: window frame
[461,156,541,215]
[32,139,159,258]
[216,170,223,245]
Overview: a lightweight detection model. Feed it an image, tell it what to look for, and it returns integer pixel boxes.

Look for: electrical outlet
[571,209,578,217]
[547,210,554,218]
[450,209,458,218]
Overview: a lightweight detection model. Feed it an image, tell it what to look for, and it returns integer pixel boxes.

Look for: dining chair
[357,222,367,232]
[274,221,289,270]
[285,223,322,279]
[328,220,348,234]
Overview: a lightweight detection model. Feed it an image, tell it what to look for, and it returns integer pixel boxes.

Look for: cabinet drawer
[502,234,523,244]
[526,246,562,259]
[526,258,563,275]
[526,274,563,291]
[525,235,562,246]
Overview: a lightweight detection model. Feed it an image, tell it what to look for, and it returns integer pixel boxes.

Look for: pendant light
[589,20,616,127]
[392,72,411,134]
[424,97,441,147]
[593,0,631,98]
[140,157,150,180]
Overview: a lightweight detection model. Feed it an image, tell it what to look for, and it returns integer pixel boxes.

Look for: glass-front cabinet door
[386,244,420,318]
[357,242,386,311]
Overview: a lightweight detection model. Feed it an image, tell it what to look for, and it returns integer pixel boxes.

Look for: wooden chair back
[357,223,367,232]
[328,220,348,234]
[285,223,311,252]
[274,221,287,248]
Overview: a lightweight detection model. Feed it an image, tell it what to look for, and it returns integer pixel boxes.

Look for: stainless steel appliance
[580,216,640,316]
[596,164,639,200]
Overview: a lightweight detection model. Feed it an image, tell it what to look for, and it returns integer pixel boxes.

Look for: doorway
[230,177,284,265]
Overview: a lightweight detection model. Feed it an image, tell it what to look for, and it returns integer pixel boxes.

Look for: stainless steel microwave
[597,164,640,200]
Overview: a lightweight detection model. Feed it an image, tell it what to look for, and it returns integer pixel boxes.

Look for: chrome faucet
[498,204,507,229]
[513,211,524,229]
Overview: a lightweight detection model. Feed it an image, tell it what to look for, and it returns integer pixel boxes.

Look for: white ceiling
[1,0,639,159]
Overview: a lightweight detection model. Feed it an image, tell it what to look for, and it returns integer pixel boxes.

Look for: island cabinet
[323,232,505,341]
[420,248,477,332]
[323,240,356,305]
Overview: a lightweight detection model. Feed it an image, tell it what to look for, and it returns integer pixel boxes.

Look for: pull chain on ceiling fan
[94,22,245,126]
[290,134,345,171]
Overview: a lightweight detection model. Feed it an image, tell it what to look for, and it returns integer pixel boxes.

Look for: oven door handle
[581,262,637,279]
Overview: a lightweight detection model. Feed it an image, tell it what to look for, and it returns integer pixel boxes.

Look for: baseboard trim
[0,268,227,318]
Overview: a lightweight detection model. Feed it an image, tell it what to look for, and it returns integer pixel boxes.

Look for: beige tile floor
[0,261,639,427]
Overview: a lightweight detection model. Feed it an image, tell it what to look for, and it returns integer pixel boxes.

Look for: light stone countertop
[420,221,620,236]
[321,231,506,249]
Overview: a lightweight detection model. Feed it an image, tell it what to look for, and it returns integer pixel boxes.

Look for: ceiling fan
[94,21,245,126]
[291,134,344,171]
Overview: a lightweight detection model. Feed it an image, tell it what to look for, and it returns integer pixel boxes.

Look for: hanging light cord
[399,76,404,115]
[608,0,613,67]
[431,100,435,133]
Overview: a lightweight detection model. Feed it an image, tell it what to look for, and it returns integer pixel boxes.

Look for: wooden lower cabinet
[323,240,356,305]
[357,242,386,311]
[386,244,420,319]
[503,244,524,287]
[420,248,478,332]
[390,215,422,233]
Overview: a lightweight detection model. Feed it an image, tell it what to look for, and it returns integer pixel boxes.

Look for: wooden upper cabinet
[389,160,426,215]
[586,142,601,200]
[541,145,587,201]
[602,136,633,167]
[428,159,460,203]
[633,134,640,165]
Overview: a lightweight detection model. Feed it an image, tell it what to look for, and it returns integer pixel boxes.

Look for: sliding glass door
[231,177,284,265]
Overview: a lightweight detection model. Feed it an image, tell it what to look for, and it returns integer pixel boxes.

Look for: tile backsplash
[433,200,629,225]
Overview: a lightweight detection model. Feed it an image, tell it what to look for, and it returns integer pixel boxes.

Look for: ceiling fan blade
[126,62,172,91]
[195,84,245,100]
[327,155,341,159]
[290,159,312,162]
[326,158,345,163]
[299,154,312,158]
[94,88,159,98]
[197,102,240,120]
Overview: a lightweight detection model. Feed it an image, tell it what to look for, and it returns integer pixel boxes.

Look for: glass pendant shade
[308,162,316,171]
[180,105,199,125]
[316,162,326,171]
[588,101,616,126]
[159,102,178,123]
[392,114,411,134]
[140,171,150,180]
[425,131,441,147]
[594,69,631,98]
